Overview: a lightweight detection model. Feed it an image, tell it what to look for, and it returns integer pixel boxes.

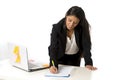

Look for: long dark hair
[65,6,91,40]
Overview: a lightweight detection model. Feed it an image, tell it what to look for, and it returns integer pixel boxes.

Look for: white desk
[0,59,97,80]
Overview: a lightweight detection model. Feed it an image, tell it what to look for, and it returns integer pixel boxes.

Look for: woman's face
[65,15,80,31]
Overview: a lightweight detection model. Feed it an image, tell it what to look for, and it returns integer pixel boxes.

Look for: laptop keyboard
[28,63,39,68]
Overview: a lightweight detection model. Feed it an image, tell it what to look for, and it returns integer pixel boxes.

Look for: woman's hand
[49,66,58,74]
[85,65,97,70]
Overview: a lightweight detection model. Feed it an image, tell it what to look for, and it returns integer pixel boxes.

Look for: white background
[0,0,120,79]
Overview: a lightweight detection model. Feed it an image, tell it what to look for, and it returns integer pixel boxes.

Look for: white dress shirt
[65,31,79,55]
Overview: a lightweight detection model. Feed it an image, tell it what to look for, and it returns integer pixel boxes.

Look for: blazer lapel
[62,26,67,50]
[75,29,80,48]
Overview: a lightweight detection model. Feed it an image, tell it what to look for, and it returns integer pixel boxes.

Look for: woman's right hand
[49,66,58,74]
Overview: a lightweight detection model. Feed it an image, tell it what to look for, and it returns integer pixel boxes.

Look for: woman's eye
[68,19,72,22]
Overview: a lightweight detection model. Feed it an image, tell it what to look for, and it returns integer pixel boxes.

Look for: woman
[48,6,97,74]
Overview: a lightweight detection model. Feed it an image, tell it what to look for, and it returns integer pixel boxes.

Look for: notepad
[45,66,74,77]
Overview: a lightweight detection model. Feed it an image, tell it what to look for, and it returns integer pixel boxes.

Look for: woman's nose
[69,22,74,27]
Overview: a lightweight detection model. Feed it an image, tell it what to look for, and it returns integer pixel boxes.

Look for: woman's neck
[67,29,74,39]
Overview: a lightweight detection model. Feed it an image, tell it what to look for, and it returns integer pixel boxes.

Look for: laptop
[8,43,49,72]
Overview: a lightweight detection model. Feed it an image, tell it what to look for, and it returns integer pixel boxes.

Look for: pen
[52,60,55,67]
[51,60,57,73]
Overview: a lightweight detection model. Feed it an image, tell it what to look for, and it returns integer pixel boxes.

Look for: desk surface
[0,59,98,80]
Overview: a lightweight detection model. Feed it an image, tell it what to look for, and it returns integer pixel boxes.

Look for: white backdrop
[0,0,120,79]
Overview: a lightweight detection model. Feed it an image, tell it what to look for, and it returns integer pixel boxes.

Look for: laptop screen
[8,43,29,71]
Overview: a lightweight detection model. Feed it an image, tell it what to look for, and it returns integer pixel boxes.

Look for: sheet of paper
[45,66,74,77]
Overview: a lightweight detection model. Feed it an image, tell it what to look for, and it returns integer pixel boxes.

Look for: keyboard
[28,63,39,68]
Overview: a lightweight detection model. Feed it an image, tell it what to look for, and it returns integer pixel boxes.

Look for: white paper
[45,66,74,77]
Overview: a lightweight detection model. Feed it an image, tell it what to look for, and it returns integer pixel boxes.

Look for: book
[45,66,74,77]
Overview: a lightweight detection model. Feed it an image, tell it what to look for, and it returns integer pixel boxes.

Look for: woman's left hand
[85,65,97,70]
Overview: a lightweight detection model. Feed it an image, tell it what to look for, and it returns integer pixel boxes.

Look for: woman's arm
[48,25,59,68]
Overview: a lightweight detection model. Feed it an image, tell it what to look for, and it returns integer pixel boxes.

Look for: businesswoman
[48,6,97,73]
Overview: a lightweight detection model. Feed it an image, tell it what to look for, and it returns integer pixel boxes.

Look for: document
[45,66,74,77]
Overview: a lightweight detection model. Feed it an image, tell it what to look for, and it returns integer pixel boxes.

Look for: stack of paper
[45,66,74,77]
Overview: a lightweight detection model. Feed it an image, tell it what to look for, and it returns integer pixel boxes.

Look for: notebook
[8,43,49,72]
[45,66,74,77]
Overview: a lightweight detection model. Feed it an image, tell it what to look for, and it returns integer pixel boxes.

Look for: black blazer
[48,18,93,68]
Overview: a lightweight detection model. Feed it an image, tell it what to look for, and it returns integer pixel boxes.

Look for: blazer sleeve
[48,25,59,68]
[82,29,93,66]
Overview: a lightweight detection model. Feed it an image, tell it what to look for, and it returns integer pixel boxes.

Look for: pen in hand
[49,60,58,74]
